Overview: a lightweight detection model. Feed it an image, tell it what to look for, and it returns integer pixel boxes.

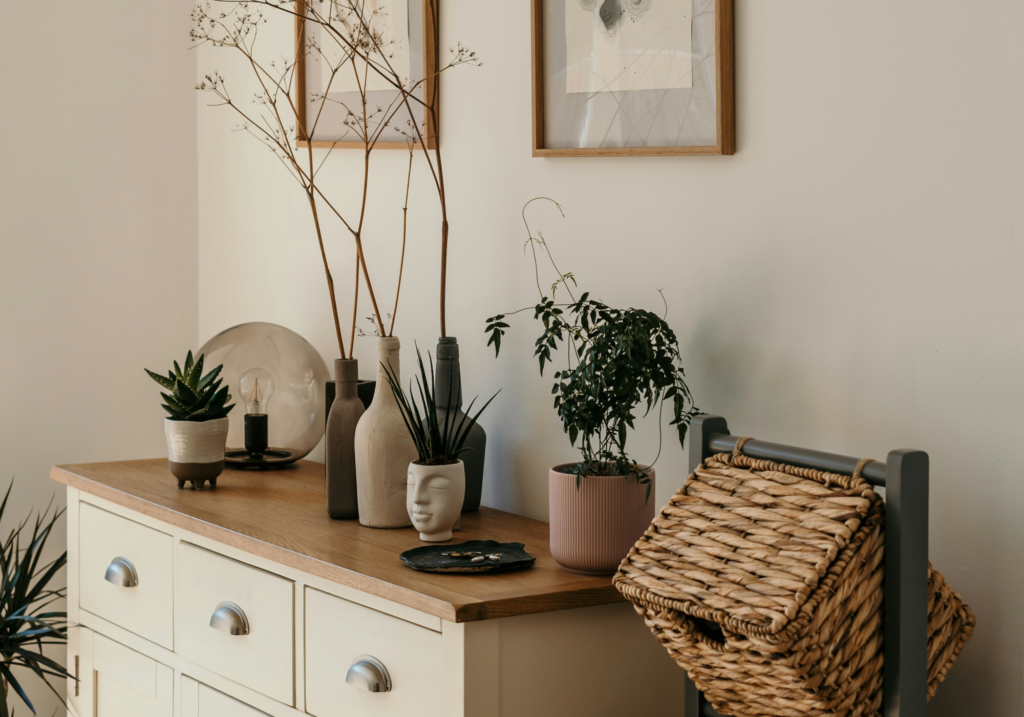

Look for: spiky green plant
[145,351,234,421]
[0,482,72,717]
[382,346,498,465]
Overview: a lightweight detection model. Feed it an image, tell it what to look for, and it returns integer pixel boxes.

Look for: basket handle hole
[688,616,727,649]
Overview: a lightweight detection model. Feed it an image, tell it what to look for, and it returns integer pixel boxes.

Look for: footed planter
[549,465,656,575]
[407,460,466,542]
[165,418,229,490]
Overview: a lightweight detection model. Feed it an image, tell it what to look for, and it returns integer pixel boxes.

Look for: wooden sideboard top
[51,459,624,623]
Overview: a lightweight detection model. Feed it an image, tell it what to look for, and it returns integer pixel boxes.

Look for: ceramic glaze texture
[325,359,364,519]
[549,465,656,575]
[407,461,466,542]
[165,418,228,464]
[164,417,229,484]
[353,337,418,528]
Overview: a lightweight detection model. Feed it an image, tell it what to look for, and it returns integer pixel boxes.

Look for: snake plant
[145,351,234,421]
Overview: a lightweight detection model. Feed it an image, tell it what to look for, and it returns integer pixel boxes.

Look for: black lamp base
[224,448,299,470]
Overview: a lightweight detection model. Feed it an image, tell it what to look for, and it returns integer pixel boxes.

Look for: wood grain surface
[52,459,623,623]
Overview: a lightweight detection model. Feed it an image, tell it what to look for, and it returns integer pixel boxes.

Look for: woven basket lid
[616,451,881,640]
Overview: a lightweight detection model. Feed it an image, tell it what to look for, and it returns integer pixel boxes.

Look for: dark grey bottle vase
[435,337,486,512]
[325,358,365,519]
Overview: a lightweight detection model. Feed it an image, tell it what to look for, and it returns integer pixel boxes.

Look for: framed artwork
[294,0,438,149]
[531,0,734,157]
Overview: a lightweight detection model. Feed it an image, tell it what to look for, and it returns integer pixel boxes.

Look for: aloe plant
[145,351,234,421]
[0,482,71,717]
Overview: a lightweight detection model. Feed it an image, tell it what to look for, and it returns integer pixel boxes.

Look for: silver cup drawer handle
[346,656,392,693]
[104,557,138,588]
[210,602,250,636]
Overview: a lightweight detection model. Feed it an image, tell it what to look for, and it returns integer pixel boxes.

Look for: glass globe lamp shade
[198,322,330,464]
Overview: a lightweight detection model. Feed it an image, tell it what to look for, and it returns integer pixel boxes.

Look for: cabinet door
[77,630,173,717]
[181,676,269,717]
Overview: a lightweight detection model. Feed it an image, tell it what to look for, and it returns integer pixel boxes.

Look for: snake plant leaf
[145,369,176,391]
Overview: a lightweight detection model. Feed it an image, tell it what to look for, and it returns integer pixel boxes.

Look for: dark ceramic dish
[400,540,536,574]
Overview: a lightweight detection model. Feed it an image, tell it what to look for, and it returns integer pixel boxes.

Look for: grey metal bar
[683,416,730,717]
[705,433,889,486]
[884,449,929,717]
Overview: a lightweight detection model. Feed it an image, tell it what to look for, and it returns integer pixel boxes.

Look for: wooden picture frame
[294,0,438,150]
[531,0,734,157]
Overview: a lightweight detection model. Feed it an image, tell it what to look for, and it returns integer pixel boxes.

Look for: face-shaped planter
[407,461,466,542]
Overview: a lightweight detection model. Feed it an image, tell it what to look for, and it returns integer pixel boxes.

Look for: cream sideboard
[53,460,685,717]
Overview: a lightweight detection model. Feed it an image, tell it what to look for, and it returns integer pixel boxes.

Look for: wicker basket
[613,449,975,717]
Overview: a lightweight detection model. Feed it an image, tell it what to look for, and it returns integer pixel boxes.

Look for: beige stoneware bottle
[353,336,418,528]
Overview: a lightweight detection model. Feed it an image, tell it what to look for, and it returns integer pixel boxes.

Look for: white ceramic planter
[353,336,419,528]
[407,460,466,542]
[165,417,229,490]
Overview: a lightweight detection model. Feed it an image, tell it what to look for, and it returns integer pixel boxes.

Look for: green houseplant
[382,347,497,542]
[0,483,72,717]
[484,198,700,574]
[146,351,235,490]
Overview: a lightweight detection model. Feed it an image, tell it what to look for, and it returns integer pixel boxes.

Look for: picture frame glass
[543,0,718,150]
[301,0,429,145]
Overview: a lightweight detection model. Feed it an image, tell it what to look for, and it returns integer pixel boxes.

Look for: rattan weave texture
[613,450,974,717]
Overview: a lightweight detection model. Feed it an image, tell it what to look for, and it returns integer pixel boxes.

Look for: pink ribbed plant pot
[549,464,656,576]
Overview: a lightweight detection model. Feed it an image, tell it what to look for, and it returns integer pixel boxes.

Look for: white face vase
[407,461,466,542]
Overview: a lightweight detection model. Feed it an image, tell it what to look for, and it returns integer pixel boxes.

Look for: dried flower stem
[389,144,414,336]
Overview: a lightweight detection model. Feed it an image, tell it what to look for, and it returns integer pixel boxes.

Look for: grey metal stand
[683,415,928,717]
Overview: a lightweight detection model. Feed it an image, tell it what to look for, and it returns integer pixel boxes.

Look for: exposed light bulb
[240,368,275,416]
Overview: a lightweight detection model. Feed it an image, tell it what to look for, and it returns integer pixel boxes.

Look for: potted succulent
[382,347,497,542]
[484,199,699,574]
[146,351,235,490]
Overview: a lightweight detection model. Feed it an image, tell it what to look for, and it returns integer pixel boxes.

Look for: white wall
[195,0,1024,712]
[0,0,198,711]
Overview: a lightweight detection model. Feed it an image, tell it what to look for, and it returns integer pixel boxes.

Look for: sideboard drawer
[305,587,443,717]
[182,676,270,717]
[175,542,294,705]
[79,502,174,649]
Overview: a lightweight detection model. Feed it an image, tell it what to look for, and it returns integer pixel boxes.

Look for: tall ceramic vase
[325,358,364,519]
[354,337,418,528]
[434,337,487,512]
